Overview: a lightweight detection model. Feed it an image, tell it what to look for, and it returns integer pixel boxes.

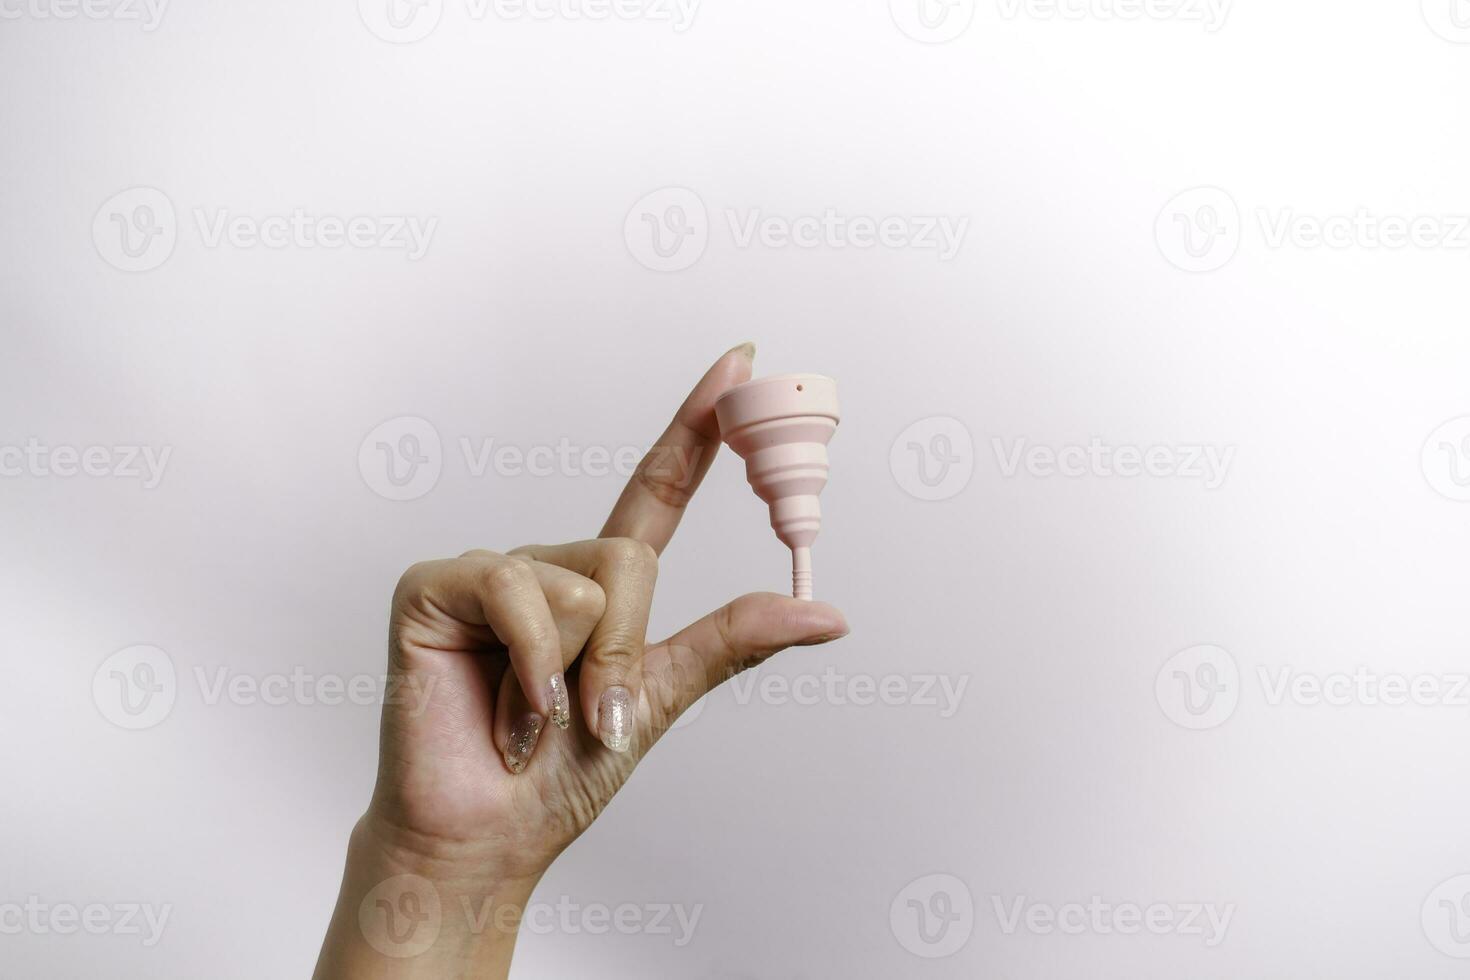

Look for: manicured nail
[597,687,633,753]
[548,674,570,730]
[729,341,756,360]
[504,713,544,774]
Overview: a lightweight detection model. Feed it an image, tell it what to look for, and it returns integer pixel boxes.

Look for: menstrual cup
[715,374,840,601]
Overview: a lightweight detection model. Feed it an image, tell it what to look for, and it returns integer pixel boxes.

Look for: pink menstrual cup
[715,374,840,601]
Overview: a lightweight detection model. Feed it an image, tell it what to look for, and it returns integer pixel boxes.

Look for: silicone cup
[715,373,840,601]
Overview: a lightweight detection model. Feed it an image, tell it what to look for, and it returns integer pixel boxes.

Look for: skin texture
[314,346,850,979]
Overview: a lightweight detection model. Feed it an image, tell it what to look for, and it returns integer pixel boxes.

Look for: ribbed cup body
[721,415,835,550]
[716,374,840,599]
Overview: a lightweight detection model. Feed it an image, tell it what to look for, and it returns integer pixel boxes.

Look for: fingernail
[548,674,570,730]
[504,713,544,774]
[729,341,756,360]
[797,632,847,646]
[597,687,634,753]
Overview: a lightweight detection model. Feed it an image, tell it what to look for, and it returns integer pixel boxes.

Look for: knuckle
[393,561,431,601]
[601,536,659,573]
[553,578,607,621]
[588,631,642,667]
[482,557,533,593]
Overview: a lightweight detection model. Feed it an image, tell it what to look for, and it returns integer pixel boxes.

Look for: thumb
[639,593,849,740]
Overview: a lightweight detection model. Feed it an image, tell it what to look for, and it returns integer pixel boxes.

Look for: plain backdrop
[4,0,1470,976]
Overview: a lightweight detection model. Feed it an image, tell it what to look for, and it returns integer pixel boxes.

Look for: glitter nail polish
[597,686,633,753]
[549,674,570,730]
[504,713,544,774]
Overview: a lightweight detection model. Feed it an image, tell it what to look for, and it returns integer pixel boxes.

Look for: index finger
[600,343,755,554]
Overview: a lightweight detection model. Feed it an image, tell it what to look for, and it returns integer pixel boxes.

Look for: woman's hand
[314,347,849,979]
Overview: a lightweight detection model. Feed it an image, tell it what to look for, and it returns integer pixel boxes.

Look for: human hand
[315,347,849,978]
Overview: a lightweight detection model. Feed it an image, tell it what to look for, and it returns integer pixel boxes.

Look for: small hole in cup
[796,384,804,391]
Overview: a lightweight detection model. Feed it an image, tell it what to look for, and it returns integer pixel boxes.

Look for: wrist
[313,812,544,980]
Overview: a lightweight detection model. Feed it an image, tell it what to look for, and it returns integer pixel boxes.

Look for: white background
[4,0,1470,976]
